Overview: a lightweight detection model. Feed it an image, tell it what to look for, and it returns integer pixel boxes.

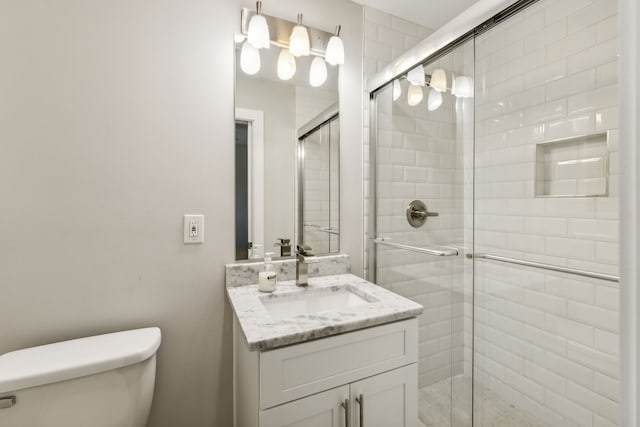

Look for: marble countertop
[226,273,424,351]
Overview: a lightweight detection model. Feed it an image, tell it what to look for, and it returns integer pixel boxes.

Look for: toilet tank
[0,327,161,427]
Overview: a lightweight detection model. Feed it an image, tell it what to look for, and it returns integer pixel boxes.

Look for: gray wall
[0,1,235,426]
[0,0,362,426]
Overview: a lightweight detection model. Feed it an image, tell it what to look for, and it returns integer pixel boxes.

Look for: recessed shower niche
[535,132,609,197]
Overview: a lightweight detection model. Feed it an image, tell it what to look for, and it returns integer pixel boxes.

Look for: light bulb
[247,1,270,49]
[407,65,425,86]
[277,48,296,80]
[289,14,310,57]
[392,80,401,101]
[407,85,423,106]
[428,88,443,111]
[309,56,327,87]
[240,41,260,75]
[452,75,473,98]
[430,68,447,92]
[325,25,344,65]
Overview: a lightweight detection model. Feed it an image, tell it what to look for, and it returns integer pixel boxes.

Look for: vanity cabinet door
[260,385,350,427]
[350,364,418,427]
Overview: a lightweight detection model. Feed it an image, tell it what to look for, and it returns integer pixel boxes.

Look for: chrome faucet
[296,245,317,286]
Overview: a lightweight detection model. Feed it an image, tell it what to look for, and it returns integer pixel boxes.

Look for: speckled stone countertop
[225,253,350,287]
[226,273,423,351]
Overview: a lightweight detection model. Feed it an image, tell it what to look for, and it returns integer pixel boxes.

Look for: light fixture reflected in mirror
[427,88,443,111]
[325,25,344,65]
[392,80,402,101]
[240,41,260,75]
[452,75,474,98]
[247,1,270,49]
[407,65,425,86]
[309,57,328,87]
[277,48,296,80]
[289,13,310,57]
[430,69,447,92]
[407,84,423,106]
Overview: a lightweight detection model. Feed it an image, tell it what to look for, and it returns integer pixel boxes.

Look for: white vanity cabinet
[233,317,418,427]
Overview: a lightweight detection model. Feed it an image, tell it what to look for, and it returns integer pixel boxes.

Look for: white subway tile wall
[373,42,475,393]
[363,7,435,279]
[362,6,478,394]
[474,0,619,426]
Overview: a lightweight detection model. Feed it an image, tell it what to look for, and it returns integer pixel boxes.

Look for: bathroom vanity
[226,256,423,427]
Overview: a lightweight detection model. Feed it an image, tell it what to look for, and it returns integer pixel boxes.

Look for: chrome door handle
[355,394,364,427]
[341,398,351,427]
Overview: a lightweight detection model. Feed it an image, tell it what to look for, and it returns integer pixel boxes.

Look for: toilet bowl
[0,327,161,427]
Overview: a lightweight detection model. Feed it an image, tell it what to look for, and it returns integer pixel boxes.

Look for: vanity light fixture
[309,56,328,87]
[325,25,344,65]
[430,68,447,92]
[289,13,310,57]
[427,88,443,111]
[240,41,261,75]
[407,64,425,86]
[407,84,423,106]
[392,80,402,101]
[277,48,296,80]
[247,1,270,49]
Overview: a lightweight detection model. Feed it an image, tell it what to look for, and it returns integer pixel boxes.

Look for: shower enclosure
[298,109,340,254]
[368,0,620,425]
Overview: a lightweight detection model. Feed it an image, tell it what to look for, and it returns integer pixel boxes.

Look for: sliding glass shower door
[370,38,475,427]
[472,0,619,425]
[369,0,619,426]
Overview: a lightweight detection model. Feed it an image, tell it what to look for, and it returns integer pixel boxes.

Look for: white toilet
[0,327,161,427]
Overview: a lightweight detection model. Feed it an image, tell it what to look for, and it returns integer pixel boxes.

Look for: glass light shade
[407,84,423,106]
[247,14,270,49]
[234,33,246,44]
[452,75,474,98]
[325,36,344,65]
[407,65,425,86]
[289,25,310,57]
[392,80,402,101]
[430,68,447,92]
[427,88,443,111]
[309,56,328,87]
[240,41,260,75]
[277,48,296,80]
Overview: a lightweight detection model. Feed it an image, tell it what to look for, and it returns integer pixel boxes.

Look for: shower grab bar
[473,253,619,283]
[373,238,459,257]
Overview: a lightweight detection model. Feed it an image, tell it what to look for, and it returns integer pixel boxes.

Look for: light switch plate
[184,214,204,244]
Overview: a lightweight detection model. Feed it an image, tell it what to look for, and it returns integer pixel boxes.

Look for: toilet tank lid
[0,327,161,393]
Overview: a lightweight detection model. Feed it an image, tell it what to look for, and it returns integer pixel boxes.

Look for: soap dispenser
[258,252,277,293]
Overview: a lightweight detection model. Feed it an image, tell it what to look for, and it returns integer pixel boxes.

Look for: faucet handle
[296,245,314,256]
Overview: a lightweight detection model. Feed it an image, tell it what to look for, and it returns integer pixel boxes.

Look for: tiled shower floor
[418,376,548,427]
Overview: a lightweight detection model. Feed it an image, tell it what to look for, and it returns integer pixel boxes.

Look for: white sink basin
[260,286,376,321]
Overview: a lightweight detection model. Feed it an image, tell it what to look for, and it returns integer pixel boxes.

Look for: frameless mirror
[234,33,339,260]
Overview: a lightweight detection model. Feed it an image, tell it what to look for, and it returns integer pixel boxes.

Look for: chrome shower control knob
[406,200,438,228]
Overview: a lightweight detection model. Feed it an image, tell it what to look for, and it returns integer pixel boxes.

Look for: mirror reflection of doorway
[235,108,265,260]
[235,120,250,260]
